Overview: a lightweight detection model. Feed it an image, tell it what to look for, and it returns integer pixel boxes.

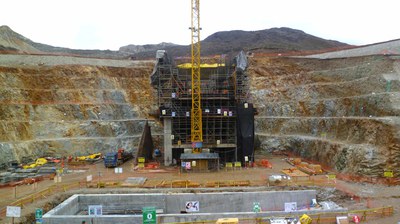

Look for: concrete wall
[43,209,349,224]
[45,195,80,216]
[43,191,323,223]
[164,191,315,213]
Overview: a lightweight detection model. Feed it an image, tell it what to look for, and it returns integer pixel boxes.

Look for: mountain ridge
[0,25,351,59]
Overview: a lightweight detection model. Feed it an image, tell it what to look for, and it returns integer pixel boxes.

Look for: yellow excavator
[23,158,48,169]
[76,153,102,161]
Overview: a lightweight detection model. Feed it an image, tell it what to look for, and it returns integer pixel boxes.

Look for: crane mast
[190,0,203,153]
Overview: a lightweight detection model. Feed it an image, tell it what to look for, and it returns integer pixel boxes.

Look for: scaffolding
[151,51,252,167]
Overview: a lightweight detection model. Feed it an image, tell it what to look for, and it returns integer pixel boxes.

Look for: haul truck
[104,148,133,168]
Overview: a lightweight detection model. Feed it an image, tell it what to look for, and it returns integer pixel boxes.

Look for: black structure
[236,102,256,164]
[136,121,154,162]
[151,50,255,169]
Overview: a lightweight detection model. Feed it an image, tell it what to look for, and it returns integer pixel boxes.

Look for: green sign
[35,208,43,219]
[142,207,156,224]
[253,202,261,213]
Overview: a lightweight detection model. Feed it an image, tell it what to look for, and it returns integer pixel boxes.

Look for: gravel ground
[2,155,400,223]
[303,39,400,59]
[0,54,154,68]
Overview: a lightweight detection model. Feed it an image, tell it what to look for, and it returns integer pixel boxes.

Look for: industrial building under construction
[151,51,256,171]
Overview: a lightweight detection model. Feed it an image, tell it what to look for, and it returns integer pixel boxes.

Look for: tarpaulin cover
[235,51,248,73]
[236,103,255,163]
[136,120,154,161]
[150,50,171,86]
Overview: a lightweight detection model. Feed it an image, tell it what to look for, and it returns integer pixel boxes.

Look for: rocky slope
[250,55,400,177]
[0,26,41,53]
[0,25,350,59]
[125,27,351,59]
[1,25,398,177]
[0,25,128,58]
[119,42,178,54]
[1,53,399,177]
[305,39,400,59]
[202,27,348,53]
[0,58,161,165]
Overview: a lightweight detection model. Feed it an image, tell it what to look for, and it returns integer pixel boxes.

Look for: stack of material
[281,168,309,177]
[0,172,12,185]
[293,158,302,165]
[37,167,57,179]
[120,177,147,187]
[285,157,301,166]
[297,162,323,175]
[260,159,272,168]
[308,164,323,174]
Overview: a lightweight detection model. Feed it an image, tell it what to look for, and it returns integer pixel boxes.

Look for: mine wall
[253,55,400,177]
[0,64,161,165]
[0,54,399,178]
[257,93,400,117]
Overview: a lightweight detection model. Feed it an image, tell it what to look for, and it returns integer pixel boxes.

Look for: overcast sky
[1,0,399,50]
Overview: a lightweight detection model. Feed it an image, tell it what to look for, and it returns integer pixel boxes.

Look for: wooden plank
[282,168,309,177]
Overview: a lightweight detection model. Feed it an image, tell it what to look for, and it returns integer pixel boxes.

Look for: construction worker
[154,148,161,157]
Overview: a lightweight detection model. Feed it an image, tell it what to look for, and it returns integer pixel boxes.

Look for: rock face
[0,60,161,165]
[119,27,350,59]
[119,42,177,54]
[250,55,400,177]
[0,25,128,59]
[1,51,399,178]
[0,26,41,53]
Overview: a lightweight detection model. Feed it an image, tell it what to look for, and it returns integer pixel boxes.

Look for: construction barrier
[86,180,252,189]
[84,175,335,189]
[0,182,83,217]
[0,175,394,224]
[160,206,393,224]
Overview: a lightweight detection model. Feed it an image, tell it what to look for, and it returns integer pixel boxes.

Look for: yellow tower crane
[190,0,203,153]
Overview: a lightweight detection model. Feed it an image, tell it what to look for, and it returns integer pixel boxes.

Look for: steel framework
[190,0,203,152]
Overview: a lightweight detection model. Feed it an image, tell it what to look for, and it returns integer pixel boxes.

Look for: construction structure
[150,0,254,171]
[151,50,254,171]
[43,190,322,223]
[189,0,203,154]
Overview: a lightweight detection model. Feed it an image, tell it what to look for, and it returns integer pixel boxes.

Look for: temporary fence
[161,206,393,224]
[0,181,84,217]
[86,176,334,189]
[0,177,394,224]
